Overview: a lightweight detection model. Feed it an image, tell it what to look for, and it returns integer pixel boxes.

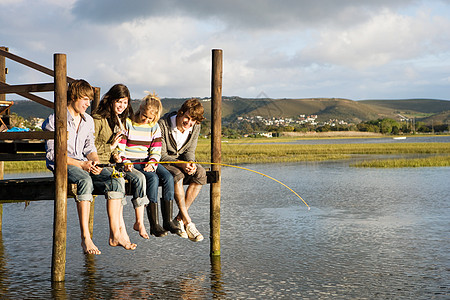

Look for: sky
[1,0,450,101]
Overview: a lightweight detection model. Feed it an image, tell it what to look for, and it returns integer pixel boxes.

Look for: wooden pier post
[51,53,68,282]
[0,46,7,231]
[210,49,222,256]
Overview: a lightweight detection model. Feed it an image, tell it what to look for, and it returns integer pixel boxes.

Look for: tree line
[202,118,449,138]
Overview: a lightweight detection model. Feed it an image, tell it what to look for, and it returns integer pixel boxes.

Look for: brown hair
[67,79,94,104]
[92,83,133,129]
[177,98,205,124]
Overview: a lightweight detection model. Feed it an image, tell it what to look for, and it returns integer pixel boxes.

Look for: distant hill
[7,97,450,124]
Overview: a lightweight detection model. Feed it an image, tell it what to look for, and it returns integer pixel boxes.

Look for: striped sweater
[117,118,162,164]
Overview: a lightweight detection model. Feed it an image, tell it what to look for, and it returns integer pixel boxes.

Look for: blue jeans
[124,168,150,209]
[67,165,125,203]
[133,164,174,203]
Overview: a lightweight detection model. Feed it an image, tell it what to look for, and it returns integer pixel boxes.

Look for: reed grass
[196,140,450,164]
[3,139,449,171]
[350,155,450,168]
[4,160,47,172]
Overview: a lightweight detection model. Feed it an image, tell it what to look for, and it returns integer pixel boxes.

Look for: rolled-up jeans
[133,163,174,203]
[67,165,125,204]
[124,168,150,209]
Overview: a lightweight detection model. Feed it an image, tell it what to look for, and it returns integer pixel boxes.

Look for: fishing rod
[98,161,311,210]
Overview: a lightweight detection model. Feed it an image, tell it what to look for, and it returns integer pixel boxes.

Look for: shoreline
[281,131,383,138]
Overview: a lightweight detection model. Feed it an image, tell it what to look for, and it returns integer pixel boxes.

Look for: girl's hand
[144,163,155,172]
[112,153,122,163]
[111,132,124,150]
[124,163,133,172]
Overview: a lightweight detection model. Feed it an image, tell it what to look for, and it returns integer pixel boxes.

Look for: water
[287,135,450,145]
[1,161,449,299]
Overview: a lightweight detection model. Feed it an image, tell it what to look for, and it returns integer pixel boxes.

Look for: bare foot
[109,232,137,250]
[133,222,149,239]
[81,238,101,255]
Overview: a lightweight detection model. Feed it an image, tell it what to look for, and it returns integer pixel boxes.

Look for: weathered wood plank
[0,153,46,161]
[0,140,47,154]
[0,171,219,203]
[0,48,75,83]
[0,83,55,94]
[0,131,54,141]
[0,82,54,108]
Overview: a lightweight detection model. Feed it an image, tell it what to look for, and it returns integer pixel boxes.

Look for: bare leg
[77,200,101,255]
[119,204,133,244]
[133,206,149,239]
[107,199,137,250]
[184,183,202,210]
[174,180,191,224]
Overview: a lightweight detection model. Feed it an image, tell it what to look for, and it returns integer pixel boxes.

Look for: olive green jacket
[92,114,118,164]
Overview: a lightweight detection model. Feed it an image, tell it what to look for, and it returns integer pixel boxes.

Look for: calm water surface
[288,135,450,144]
[1,161,449,299]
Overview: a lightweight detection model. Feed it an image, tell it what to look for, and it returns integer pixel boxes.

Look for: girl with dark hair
[92,84,150,242]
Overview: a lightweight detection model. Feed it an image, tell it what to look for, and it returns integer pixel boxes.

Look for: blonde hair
[133,91,162,123]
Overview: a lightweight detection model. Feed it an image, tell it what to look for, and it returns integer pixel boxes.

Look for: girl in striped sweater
[118,93,179,237]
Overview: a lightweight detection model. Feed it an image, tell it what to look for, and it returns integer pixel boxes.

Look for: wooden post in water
[0,46,7,232]
[210,49,222,256]
[51,53,68,282]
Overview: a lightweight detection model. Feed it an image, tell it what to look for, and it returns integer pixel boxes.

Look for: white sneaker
[185,222,204,242]
[173,218,188,239]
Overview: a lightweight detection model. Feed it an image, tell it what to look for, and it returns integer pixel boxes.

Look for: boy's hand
[80,160,93,172]
[89,161,102,175]
[185,162,197,175]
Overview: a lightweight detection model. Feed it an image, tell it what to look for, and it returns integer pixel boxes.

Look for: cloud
[299,8,450,69]
[1,0,450,100]
[71,0,416,29]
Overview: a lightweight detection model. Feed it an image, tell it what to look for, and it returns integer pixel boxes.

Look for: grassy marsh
[196,139,450,166]
[3,138,450,172]
[350,155,450,168]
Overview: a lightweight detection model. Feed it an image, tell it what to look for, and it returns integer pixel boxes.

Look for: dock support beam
[51,53,68,282]
[210,49,222,256]
[0,46,7,231]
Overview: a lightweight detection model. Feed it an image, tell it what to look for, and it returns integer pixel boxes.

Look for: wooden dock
[0,47,223,282]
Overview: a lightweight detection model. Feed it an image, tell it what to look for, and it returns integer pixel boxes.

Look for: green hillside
[359,99,450,113]
[7,97,450,125]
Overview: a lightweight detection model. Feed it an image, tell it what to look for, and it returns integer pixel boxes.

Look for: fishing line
[100,161,311,210]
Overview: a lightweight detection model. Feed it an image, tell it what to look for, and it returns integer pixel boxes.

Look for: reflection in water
[0,163,448,299]
[81,254,101,299]
[0,232,10,298]
[210,255,225,298]
[51,281,67,300]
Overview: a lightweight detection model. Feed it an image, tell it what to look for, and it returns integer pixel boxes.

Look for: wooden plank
[0,131,54,140]
[0,153,46,161]
[0,140,46,155]
[0,48,75,82]
[0,83,55,94]
[0,171,219,202]
[0,82,54,109]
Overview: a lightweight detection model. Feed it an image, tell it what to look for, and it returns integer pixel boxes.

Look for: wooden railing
[0,46,224,283]
[0,47,69,281]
